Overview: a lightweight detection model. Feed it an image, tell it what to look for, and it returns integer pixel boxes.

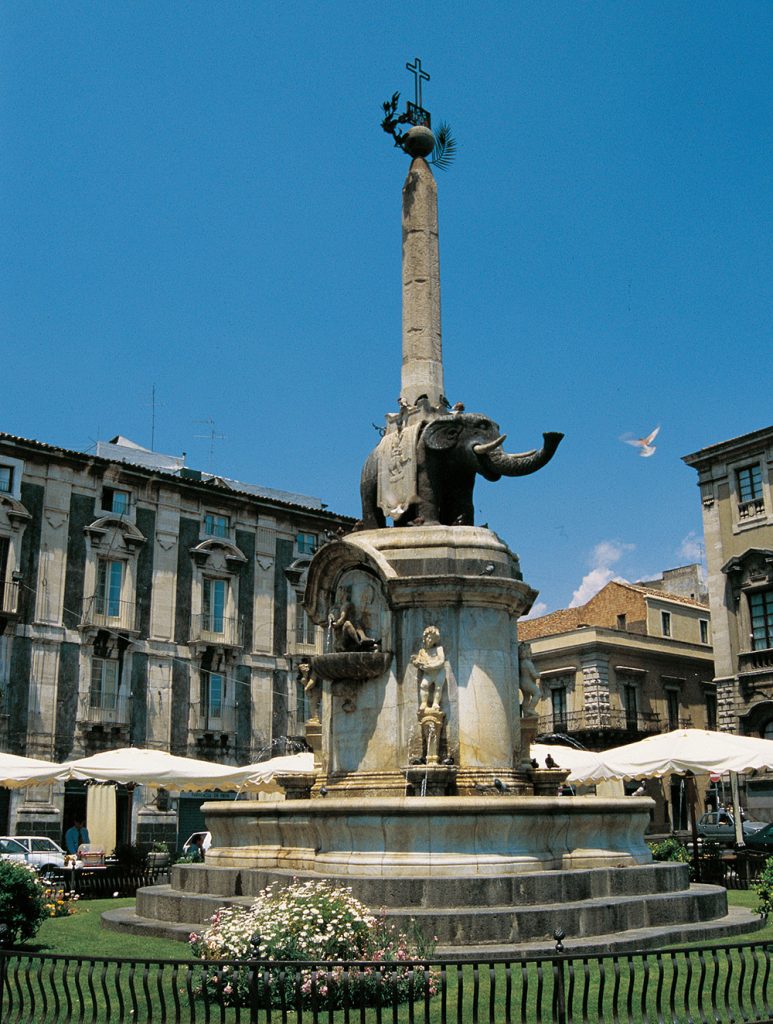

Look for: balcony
[192,701,237,757]
[190,613,243,649]
[80,596,139,633]
[738,498,765,521]
[80,692,130,726]
[538,709,662,742]
[0,579,20,617]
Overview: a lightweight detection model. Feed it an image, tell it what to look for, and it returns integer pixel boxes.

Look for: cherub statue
[412,626,446,711]
[518,640,540,719]
[298,661,319,722]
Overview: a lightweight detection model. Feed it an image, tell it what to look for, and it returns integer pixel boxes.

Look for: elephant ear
[422,419,464,450]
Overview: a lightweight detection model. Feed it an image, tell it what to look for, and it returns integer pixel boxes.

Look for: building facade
[0,432,352,839]
[520,570,715,829]
[683,426,773,820]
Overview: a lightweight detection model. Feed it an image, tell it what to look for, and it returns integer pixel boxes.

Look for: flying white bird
[623,425,660,458]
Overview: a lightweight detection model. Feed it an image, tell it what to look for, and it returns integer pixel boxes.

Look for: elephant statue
[360,411,563,528]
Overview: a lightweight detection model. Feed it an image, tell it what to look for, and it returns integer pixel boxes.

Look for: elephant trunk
[474,431,564,477]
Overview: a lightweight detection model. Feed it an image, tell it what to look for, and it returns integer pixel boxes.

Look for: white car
[0,836,67,873]
[0,836,30,865]
[182,831,212,856]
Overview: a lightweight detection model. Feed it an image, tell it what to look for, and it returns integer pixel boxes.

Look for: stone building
[0,432,352,839]
[683,425,773,819]
[519,569,715,829]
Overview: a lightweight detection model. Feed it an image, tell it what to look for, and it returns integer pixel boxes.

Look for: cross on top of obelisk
[405,57,431,127]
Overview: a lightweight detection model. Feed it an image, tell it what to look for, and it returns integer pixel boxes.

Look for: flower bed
[190,878,437,1009]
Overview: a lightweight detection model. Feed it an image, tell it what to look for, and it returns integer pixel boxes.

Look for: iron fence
[0,938,770,1023]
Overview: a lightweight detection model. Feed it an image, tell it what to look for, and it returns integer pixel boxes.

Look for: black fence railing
[43,864,170,898]
[0,939,771,1023]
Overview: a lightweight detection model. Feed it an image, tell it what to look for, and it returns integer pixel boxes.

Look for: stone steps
[102,903,763,958]
[134,879,731,946]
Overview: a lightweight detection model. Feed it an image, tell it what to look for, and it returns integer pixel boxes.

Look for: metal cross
[406,57,430,109]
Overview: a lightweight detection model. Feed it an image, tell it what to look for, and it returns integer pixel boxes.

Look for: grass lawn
[22,897,191,959]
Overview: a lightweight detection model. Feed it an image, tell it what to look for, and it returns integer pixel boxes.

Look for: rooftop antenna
[194,418,226,473]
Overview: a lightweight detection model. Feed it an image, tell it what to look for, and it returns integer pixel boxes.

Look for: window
[666,689,680,731]
[201,671,224,726]
[661,611,671,637]
[737,464,763,503]
[0,465,13,493]
[95,560,123,618]
[296,532,316,555]
[699,619,709,644]
[295,593,316,645]
[202,578,227,634]
[623,683,639,730]
[102,487,130,515]
[616,614,626,630]
[705,690,717,731]
[750,590,773,651]
[551,686,567,730]
[90,657,120,710]
[204,513,229,538]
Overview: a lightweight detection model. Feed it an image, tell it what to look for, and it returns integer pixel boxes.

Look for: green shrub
[752,856,773,918]
[648,836,690,864]
[0,859,50,945]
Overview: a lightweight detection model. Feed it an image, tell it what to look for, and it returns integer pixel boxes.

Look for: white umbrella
[60,747,248,792]
[0,751,64,789]
[231,751,315,789]
[530,743,607,784]
[579,729,773,784]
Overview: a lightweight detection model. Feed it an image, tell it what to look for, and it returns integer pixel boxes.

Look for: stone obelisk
[401,146,444,409]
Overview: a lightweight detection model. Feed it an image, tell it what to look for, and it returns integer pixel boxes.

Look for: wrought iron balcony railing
[81,595,139,632]
[538,709,662,736]
[189,613,244,648]
[80,692,130,726]
[193,702,237,735]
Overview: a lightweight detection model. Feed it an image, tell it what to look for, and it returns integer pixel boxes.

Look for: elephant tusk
[473,434,507,456]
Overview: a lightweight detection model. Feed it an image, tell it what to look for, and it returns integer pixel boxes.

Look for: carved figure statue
[360,410,563,527]
[329,585,380,653]
[298,661,320,722]
[412,626,446,710]
[518,641,540,719]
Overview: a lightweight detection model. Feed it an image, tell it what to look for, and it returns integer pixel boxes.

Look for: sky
[1,2,770,617]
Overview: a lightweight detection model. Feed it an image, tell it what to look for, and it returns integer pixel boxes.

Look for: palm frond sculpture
[429,121,457,170]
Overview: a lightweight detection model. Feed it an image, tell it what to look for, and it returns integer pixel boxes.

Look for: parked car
[0,836,30,865]
[0,836,67,873]
[182,831,212,856]
[745,821,773,853]
[696,812,767,845]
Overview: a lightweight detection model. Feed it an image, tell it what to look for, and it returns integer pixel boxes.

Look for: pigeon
[623,425,660,458]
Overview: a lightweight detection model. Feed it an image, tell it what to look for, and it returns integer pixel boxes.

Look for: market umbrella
[530,743,607,784]
[228,751,315,790]
[0,751,65,788]
[578,729,773,784]
[60,747,249,791]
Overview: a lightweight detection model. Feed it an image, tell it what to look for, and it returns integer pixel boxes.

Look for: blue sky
[2,2,770,615]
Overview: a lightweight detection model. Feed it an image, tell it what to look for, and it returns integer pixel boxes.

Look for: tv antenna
[194,418,226,472]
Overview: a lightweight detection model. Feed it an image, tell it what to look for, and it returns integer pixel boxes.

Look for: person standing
[65,817,90,854]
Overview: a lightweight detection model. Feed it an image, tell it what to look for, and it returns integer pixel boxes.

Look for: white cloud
[679,531,705,564]
[521,601,548,621]
[568,540,633,608]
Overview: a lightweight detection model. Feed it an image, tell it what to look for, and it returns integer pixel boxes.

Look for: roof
[683,424,773,466]
[520,579,708,641]
[0,431,353,521]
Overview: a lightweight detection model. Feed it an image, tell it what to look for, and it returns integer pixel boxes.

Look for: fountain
[119,69,761,953]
